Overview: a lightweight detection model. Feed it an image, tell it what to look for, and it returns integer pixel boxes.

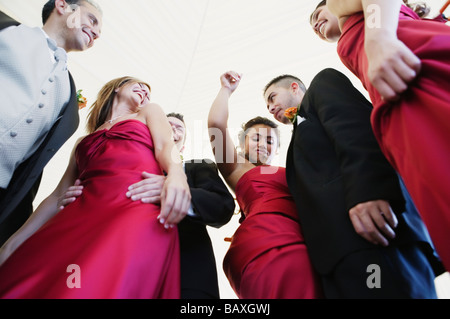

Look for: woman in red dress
[0,76,191,298]
[208,71,323,299]
[310,0,450,271]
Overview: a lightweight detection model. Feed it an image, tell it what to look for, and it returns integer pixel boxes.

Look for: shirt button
[26,118,33,124]
[49,77,54,83]
[39,103,44,108]
[41,89,47,95]
[10,131,17,138]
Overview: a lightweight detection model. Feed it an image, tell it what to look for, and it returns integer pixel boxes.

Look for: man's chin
[277,116,291,125]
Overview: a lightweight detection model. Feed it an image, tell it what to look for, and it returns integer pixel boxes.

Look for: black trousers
[321,243,438,299]
[0,192,34,246]
[181,289,218,299]
[0,176,41,246]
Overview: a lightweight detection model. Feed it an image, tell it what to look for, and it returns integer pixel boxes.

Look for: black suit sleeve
[0,10,20,30]
[185,160,235,228]
[307,68,404,213]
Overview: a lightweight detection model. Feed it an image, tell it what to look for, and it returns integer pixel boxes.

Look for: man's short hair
[263,74,307,95]
[166,112,185,123]
[42,0,102,24]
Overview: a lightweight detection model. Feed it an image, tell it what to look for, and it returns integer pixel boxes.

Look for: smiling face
[243,124,278,166]
[310,5,341,43]
[115,81,151,109]
[62,0,103,51]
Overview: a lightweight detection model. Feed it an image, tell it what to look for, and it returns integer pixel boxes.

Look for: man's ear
[54,0,69,15]
[290,81,300,93]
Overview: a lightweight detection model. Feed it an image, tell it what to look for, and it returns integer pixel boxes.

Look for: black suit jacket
[0,11,80,244]
[179,159,235,299]
[0,10,18,29]
[286,68,436,274]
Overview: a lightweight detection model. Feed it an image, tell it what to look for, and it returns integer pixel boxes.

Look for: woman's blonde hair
[86,76,151,134]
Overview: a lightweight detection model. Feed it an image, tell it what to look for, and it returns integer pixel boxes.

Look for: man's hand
[126,171,165,204]
[57,179,83,210]
[128,171,190,228]
[158,170,191,229]
[349,199,398,246]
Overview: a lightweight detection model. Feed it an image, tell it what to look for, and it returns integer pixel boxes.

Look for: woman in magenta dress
[310,0,450,272]
[0,76,191,298]
[208,71,322,299]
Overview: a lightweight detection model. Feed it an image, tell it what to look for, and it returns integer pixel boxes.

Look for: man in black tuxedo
[126,113,235,298]
[263,68,442,298]
[63,112,235,298]
[0,2,102,245]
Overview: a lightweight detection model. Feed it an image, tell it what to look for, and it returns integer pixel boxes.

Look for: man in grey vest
[0,0,103,245]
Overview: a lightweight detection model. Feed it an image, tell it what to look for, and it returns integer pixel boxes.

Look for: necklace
[105,114,127,124]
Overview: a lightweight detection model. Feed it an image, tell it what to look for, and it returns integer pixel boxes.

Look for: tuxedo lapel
[285,124,298,201]
[286,106,306,173]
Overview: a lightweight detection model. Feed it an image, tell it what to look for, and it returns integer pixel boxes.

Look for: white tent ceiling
[1,0,449,299]
[0,0,350,169]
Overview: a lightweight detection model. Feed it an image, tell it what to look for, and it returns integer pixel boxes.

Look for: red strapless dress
[0,120,180,298]
[223,166,322,299]
[337,5,450,271]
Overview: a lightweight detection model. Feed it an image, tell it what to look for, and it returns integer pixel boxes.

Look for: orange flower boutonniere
[77,89,87,109]
[284,106,299,123]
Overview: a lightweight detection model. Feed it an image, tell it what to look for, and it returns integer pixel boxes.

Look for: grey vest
[0,25,71,188]
[0,13,79,235]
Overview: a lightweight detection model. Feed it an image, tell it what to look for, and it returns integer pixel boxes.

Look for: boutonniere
[77,89,87,109]
[284,106,300,124]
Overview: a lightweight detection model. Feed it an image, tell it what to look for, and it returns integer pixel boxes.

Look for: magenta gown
[223,166,323,299]
[337,5,450,271]
[0,120,180,299]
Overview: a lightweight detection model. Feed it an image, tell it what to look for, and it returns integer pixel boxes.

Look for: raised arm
[0,138,81,265]
[327,0,399,23]
[328,0,421,101]
[327,0,364,20]
[141,102,191,228]
[208,71,250,189]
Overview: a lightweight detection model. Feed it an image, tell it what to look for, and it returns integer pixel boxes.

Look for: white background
[1,0,449,298]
